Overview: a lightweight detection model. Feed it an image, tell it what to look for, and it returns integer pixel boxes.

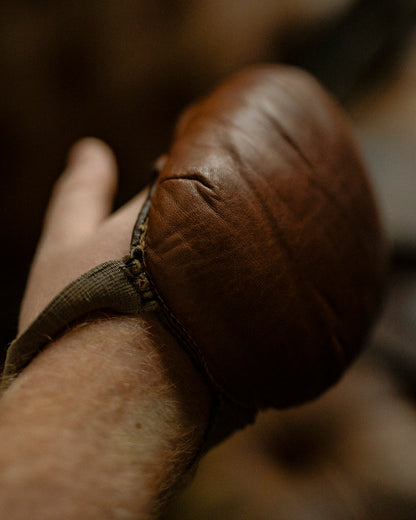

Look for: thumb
[39,138,118,252]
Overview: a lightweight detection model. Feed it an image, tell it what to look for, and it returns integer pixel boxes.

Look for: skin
[0,138,212,519]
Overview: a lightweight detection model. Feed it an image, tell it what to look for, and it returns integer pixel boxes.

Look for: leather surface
[144,64,386,409]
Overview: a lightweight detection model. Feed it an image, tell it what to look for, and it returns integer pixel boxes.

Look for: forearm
[0,316,211,519]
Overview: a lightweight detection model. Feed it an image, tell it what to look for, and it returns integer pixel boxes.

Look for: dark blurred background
[1,1,416,518]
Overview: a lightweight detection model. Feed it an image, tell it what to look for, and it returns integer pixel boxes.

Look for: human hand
[19,137,147,331]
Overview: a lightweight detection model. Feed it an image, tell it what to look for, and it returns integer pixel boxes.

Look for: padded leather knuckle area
[144,64,386,409]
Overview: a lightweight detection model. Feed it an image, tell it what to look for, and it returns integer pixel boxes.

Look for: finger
[40,138,118,249]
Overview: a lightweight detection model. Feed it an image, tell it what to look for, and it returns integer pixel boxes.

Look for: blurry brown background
[1,1,416,518]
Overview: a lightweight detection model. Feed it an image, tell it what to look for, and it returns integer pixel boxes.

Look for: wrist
[0,315,212,519]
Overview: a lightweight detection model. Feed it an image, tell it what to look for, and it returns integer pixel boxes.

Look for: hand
[19,137,147,331]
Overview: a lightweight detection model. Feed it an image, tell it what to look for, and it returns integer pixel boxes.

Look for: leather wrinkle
[202,87,367,266]
[254,82,383,310]
[261,77,377,248]
[159,173,215,191]
[151,189,222,261]
[250,178,347,366]
[158,176,222,216]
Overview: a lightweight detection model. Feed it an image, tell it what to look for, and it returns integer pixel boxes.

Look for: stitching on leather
[122,221,159,313]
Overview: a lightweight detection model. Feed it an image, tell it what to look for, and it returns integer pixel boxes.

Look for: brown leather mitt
[2,65,386,445]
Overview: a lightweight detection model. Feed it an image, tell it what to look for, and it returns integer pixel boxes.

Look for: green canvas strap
[2,252,158,388]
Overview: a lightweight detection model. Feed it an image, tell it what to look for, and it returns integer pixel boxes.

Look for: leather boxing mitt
[2,65,386,446]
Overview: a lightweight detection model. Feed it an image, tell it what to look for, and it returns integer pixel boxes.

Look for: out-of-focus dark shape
[351,32,416,254]
[370,268,416,399]
[162,357,416,520]
[283,0,416,102]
